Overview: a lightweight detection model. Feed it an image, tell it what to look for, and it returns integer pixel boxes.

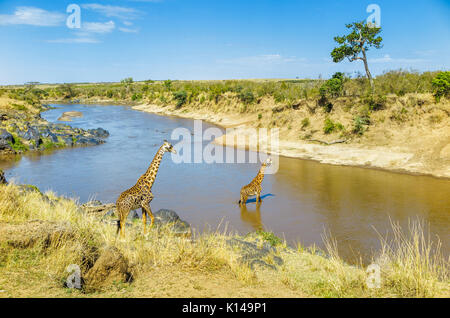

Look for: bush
[301,117,310,129]
[364,94,386,111]
[173,90,187,108]
[323,118,335,134]
[238,90,255,104]
[131,93,143,101]
[432,71,450,102]
[320,72,346,98]
[352,115,370,135]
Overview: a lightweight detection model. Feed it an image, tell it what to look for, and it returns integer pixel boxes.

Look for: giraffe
[239,158,272,206]
[116,140,176,238]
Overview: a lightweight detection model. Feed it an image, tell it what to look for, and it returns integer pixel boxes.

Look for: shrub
[163,80,173,91]
[320,72,346,98]
[238,90,255,104]
[353,115,370,135]
[173,90,187,109]
[364,94,387,111]
[301,117,310,129]
[431,71,450,102]
[323,118,336,134]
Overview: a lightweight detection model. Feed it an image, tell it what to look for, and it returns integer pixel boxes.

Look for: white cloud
[47,37,99,44]
[218,54,306,65]
[370,54,427,64]
[82,4,141,20]
[119,27,139,33]
[82,21,115,34]
[0,6,65,26]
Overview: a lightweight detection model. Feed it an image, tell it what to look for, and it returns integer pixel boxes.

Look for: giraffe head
[162,140,177,154]
[262,157,272,167]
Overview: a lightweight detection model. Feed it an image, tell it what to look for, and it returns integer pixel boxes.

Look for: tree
[431,71,450,102]
[120,77,134,94]
[331,21,383,89]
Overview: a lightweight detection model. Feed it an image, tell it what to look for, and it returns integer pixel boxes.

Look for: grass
[0,182,448,298]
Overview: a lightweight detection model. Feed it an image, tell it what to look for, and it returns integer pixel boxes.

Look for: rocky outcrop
[0,112,109,154]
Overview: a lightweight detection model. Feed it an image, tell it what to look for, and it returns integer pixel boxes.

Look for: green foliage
[352,114,371,135]
[131,93,143,101]
[163,80,173,91]
[319,72,347,99]
[331,21,383,63]
[8,137,28,153]
[173,90,187,108]
[255,230,282,247]
[237,90,255,104]
[301,117,310,129]
[120,77,133,85]
[323,118,335,134]
[323,118,344,134]
[57,84,76,99]
[431,71,450,102]
[364,94,386,111]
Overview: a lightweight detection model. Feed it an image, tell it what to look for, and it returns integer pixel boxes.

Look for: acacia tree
[331,21,383,89]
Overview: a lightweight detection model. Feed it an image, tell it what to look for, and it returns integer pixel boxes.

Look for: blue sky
[0,0,449,84]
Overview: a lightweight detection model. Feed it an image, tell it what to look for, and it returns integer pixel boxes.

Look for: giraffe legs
[256,193,262,204]
[239,194,248,206]
[118,207,129,239]
[141,198,154,234]
[141,207,147,234]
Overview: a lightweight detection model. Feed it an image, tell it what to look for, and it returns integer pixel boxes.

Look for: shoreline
[42,98,450,179]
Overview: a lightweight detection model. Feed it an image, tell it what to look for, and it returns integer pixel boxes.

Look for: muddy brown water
[1,104,449,264]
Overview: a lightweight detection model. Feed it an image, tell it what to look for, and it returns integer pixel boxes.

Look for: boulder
[75,136,104,146]
[152,209,191,237]
[88,128,110,139]
[83,246,132,291]
[0,129,14,152]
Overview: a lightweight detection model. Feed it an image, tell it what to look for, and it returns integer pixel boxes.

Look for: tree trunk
[361,48,374,90]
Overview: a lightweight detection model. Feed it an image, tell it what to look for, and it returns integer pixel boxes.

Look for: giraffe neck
[142,145,166,188]
[253,165,266,184]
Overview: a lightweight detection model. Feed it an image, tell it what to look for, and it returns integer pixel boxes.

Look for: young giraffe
[116,140,176,238]
[239,158,272,206]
